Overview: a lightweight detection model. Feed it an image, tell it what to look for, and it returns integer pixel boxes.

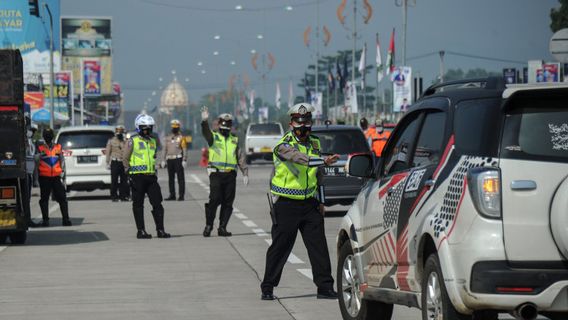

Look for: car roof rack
[422,77,506,97]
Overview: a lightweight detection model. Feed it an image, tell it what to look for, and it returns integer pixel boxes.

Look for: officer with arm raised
[260,103,339,300]
[200,106,248,237]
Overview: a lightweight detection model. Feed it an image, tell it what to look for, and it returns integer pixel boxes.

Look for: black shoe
[136,230,152,239]
[112,198,119,202]
[261,292,276,300]
[157,230,171,238]
[177,197,184,201]
[62,219,72,227]
[317,288,338,299]
[165,195,176,201]
[218,227,232,237]
[203,225,212,237]
[41,220,49,227]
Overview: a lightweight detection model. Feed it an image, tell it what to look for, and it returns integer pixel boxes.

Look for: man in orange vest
[370,120,391,158]
[36,128,71,227]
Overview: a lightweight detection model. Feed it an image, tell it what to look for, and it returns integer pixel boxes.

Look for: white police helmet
[135,114,155,132]
[218,113,233,130]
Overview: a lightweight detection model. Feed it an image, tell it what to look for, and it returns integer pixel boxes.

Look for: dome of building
[160,77,188,114]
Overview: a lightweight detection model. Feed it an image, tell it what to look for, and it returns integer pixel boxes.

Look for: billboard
[503,68,517,84]
[537,63,561,83]
[61,18,112,57]
[391,66,412,113]
[0,0,61,73]
[23,71,72,120]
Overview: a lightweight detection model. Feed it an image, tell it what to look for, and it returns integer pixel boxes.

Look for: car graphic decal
[396,225,411,291]
[382,173,408,229]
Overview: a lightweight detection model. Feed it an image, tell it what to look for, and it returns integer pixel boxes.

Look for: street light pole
[439,50,445,84]
[44,3,55,128]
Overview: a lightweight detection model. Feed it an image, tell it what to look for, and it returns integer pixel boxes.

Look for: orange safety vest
[371,130,391,157]
[38,144,63,177]
[364,127,376,142]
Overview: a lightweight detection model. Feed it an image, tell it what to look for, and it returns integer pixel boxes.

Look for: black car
[312,125,371,207]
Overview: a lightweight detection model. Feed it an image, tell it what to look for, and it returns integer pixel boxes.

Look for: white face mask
[376,126,384,133]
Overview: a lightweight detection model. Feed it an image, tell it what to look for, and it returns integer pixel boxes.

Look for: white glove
[160,161,166,168]
[201,106,209,121]
[182,161,187,167]
[243,175,249,186]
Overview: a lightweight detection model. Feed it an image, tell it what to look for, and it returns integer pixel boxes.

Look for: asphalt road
[0,163,542,319]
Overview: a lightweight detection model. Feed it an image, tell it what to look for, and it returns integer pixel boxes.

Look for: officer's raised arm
[200,106,214,147]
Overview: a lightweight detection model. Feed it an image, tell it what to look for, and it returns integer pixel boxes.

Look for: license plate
[0,208,16,229]
[77,155,98,164]
[261,147,272,153]
[324,166,345,176]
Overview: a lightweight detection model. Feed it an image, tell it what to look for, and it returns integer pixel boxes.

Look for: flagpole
[362,43,366,116]
[375,33,379,120]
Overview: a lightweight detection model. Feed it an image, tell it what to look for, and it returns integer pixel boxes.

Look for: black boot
[203,225,212,237]
[62,219,72,226]
[218,226,232,237]
[165,195,176,201]
[157,229,171,238]
[136,230,152,239]
[41,219,49,227]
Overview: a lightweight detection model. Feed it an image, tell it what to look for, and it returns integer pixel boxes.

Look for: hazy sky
[61,0,559,112]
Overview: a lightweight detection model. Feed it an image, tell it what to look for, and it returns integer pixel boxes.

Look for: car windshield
[315,129,369,155]
[249,124,281,135]
[57,131,114,149]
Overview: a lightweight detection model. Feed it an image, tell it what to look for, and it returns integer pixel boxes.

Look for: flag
[336,58,343,90]
[376,33,384,83]
[385,28,395,77]
[239,93,248,119]
[288,81,294,109]
[327,63,335,91]
[249,90,255,113]
[358,43,367,89]
[342,55,349,90]
[275,82,281,110]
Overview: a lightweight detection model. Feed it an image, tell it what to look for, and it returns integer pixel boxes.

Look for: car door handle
[424,179,436,188]
[511,180,537,191]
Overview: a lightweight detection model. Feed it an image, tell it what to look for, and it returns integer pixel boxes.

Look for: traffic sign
[550,28,568,63]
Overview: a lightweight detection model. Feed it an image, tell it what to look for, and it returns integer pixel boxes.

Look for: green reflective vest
[271,132,320,200]
[208,132,238,171]
[129,136,157,175]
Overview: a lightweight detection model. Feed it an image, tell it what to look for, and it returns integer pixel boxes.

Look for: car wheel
[542,312,568,320]
[337,241,393,320]
[9,231,27,245]
[422,254,470,320]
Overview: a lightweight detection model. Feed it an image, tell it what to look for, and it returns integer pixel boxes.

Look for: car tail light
[496,287,534,294]
[0,187,16,200]
[468,167,501,219]
[62,150,73,157]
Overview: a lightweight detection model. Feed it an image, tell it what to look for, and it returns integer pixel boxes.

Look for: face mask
[220,128,230,137]
[172,128,180,134]
[376,126,384,133]
[116,133,124,140]
[293,125,311,139]
[43,133,54,144]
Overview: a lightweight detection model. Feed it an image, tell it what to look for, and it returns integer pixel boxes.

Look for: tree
[551,0,568,32]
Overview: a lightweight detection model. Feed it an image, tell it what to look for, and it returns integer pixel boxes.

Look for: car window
[454,98,501,156]
[383,114,421,175]
[315,130,369,155]
[412,112,446,168]
[58,131,114,149]
[248,124,282,135]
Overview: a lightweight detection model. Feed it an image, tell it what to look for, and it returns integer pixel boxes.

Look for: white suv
[337,78,568,320]
[56,126,114,192]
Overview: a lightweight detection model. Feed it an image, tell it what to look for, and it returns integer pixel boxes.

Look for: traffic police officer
[36,128,72,227]
[123,114,171,239]
[200,106,248,237]
[161,119,187,201]
[105,125,129,202]
[260,103,339,300]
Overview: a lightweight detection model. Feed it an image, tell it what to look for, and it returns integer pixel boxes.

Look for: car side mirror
[347,154,373,178]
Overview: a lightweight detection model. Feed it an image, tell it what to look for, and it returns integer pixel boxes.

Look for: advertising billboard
[391,66,412,113]
[0,0,61,73]
[61,18,112,57]
[23,71,72,121]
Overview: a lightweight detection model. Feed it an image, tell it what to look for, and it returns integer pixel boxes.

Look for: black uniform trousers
[205,171,236,228]
[38,176,69,222]
[110,160,129,200]
[130,174,165,231]
[261,197,334,293]
[167,158,185,198]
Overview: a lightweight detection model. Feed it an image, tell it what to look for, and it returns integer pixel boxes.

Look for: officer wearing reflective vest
[123,114,170,239]
[260,103,339,301]
[200,106,248,237]
[36,128,71,227]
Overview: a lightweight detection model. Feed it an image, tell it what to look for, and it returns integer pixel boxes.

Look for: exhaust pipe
[513,303,538,320]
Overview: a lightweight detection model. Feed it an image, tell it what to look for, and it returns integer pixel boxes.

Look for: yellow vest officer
[200,106,248,237]
[261,103,340,301]
[123,114,170,240]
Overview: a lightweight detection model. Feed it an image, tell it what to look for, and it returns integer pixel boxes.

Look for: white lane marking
[263,239,304,264]
[252,228,269,237]
[0,246,6,253]
[265,239,272,245]
[242,220,257,228]
[234,213,248,220]
[34,191,77,221]
[297,269,313,280]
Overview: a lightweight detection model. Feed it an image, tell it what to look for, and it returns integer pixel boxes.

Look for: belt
[112,158,123,161]
[166,155,183,159]
[207,168,234,174]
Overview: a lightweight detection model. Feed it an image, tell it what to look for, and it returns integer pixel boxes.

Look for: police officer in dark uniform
[105,125,129,202]
[200,106,248,237]
[260,103,339,300]
[123,114,170,239]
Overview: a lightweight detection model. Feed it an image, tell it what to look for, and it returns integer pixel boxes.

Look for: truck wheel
[9,231,27,245]
[422,254,470,320]
[337,241,393,320]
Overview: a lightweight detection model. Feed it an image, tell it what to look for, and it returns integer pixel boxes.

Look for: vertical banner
[344,82,358,113]
[502,68,517,84]
[309,91,323,118]
[83,60,101,96]
[537,63,560,83]
[392,66,412,113]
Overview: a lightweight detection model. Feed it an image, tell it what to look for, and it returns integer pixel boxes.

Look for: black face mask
[116,133,124,140]
[43,132,54,144]
[172,128,180,134]
[293,126,311,139]
[220,128,230,137]
[139,127,152,137]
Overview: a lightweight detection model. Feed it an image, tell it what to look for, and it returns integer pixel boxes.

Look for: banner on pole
[392,66,412,113]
